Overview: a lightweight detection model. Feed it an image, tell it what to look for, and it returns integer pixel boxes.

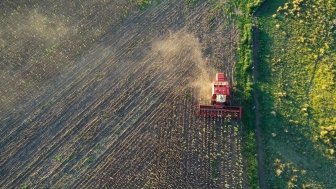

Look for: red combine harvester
[199,73,242,119]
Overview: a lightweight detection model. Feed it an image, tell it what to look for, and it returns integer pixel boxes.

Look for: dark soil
[0,1,246,188]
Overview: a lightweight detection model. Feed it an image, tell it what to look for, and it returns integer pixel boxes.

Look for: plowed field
[0,1,246,188]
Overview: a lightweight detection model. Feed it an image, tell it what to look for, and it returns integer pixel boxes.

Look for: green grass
[255,0,336,188]
[137,0,161,10]
[256,0,287,17]
[233,1,264,188]
[243,130,258,188]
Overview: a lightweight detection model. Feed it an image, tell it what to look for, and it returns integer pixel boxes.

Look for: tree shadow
[255,0,288,17]
[261,110,336,188]
[252,26,273,84]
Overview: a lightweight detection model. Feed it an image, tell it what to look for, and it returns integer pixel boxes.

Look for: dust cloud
[4,8,69,44]
[0,8,70,114]
[150,32,215,103]
[28,10,69,42]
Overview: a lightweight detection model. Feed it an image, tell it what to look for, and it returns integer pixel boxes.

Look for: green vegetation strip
[256,0,336,188]
[234,1,265,189]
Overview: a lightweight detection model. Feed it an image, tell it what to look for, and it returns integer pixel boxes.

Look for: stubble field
[0,1,246,188]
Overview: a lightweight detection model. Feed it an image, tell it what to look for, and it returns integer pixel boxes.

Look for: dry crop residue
[0,1,245,188]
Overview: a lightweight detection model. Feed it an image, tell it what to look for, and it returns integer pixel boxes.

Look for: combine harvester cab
[199,73,242,119]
